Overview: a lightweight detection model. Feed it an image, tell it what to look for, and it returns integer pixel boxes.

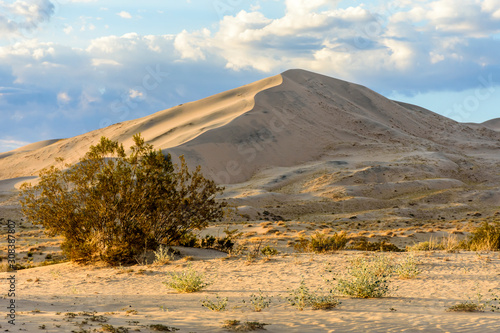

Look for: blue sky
[1,0,499,152]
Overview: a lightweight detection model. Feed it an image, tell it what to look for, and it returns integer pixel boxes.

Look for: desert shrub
[153,246,175,265]
[222,320,269,331]
[334,255,393,298]
[261,246,278,257]
[350,239,403,252]
[243,290,273,312]
[394,253,421,279]
[200,294,228,312]
[467,222,500,251]
[176,233,235,253]
[164,267,209,293]
[148,324,179,332]
[294,232,348,253]
[286,280,340,310]
[20,134,226,265]
[446,301,484,312]
[310,231,348,253]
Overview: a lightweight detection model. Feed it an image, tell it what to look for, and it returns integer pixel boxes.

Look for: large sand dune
[1,69,499,222]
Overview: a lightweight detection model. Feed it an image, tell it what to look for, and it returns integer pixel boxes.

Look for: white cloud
[0,0,55,39]
[57,92,71,103]
[0,139,30,152]
[117,11,132,19]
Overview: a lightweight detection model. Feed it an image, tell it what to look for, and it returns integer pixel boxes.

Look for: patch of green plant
[260,246,278,257]
[394,253,421,279]
[243,290,273,312]
[221,320,269,331]
[164,267,209,293]
[148,324,180,331]
[286,280,340,310]
[350,239,403,252]
[334,255,393,298]
[201,294,228,312]
[153,245,175,265]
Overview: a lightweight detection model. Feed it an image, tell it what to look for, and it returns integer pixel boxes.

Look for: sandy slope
[482,118,500,131]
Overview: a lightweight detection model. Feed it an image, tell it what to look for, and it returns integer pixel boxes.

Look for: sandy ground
[1,250,499,332]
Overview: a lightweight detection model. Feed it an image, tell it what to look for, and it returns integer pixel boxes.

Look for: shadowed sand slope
[482,118,500,131]
[0,73,283,180]
[1,69,499,188]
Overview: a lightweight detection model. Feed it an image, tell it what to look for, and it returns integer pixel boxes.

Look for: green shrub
[467,222,500,251]
[243,290,273,312]
[20,134,227,265]
[310,231,348,253]
[294,232,348,253]
[153,246,175,265]
[164,267,209,293]
[261,246,278,257]
[200,294,228,312]
[394,253,421,279]
[350,239,403,252]
[286,280,340,310]
[334,255,393,298]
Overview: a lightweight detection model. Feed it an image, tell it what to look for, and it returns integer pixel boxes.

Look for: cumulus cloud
[172,0,500,93]
[0,0,55,39]
[117,11,132,19]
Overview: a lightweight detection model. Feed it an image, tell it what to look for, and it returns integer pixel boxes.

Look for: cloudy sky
[1,0,499,152]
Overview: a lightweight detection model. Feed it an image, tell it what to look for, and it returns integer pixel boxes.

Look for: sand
[2,250,500,332]
[1,69,500,332]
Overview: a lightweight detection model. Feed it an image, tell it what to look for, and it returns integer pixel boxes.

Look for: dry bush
[20,135,226,265]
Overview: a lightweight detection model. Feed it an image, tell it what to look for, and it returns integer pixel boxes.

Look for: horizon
[1,0,500,152]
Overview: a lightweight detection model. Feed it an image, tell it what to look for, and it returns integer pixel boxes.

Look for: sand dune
[0,69,499,222]
[482,118,500,131]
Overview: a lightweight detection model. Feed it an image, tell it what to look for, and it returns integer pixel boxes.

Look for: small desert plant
[467,222,500,251]
[148,324,179,331]
[446,301,484,312]
[334,255,393,298]
[100,324,129,333]
[221,320,269,331]
[310,231,348,253]
[163,267,209,293]
[243,290,273,312]
[201,294,228,312]
[261,246,278,257]
[350,239,402,252]
[153,246,175,265]
[407,237,444,251]
[286,280,340,310]
[394,253,421,279]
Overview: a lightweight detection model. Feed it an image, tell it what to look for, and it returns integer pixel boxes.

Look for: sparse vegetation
[260,246,278,257]
[350,239,402,252]
[148,324,180,332]
[221,320,269,331]
[334,255,393,298]
[243,290,273,312]
[394,253,421,279]
[446,301,484,312]
[467,222,500,251]
[201,294,228,312]
[164,267,209,293]
[20,134,227,265]
[153,246,175,265]
[286,280,340,310]
[294,231,348,253]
